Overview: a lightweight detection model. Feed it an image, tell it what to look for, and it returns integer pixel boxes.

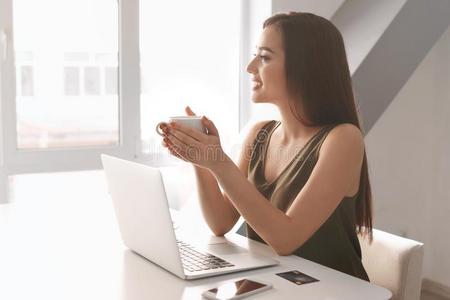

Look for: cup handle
[155,121,168,137]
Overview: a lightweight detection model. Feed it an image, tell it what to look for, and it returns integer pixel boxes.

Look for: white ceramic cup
[156,116,207,137]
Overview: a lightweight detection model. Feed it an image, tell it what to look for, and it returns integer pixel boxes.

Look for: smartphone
[202,279,272,300]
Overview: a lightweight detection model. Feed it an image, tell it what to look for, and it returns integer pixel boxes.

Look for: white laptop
[101,154,279,280]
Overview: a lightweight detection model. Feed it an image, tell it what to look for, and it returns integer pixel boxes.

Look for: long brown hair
[264,12,373,240]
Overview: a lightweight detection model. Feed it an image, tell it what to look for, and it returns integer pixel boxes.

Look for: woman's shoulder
[242,119,276,144]
[250,119,276,134]
[327,123,363,143]
[234,120,275,175]
[320,123,364,159]
[238,120,275,157]
[232,120,274,154]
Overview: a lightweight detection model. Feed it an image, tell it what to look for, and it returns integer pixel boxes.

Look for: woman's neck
[276,102,324,145]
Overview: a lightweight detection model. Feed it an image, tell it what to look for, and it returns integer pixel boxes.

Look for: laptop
[101,154,279,280]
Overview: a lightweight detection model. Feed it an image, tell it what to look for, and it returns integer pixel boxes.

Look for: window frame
[0,0,141,175]
[0,0,249,198]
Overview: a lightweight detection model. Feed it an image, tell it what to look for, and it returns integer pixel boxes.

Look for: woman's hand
[161,106,229,171]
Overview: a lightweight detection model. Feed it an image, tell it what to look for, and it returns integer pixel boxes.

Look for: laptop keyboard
[177,240,234,272]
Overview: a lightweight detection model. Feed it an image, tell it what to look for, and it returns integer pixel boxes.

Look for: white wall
[365,26,450,286]
[0,28,6,204]
[332,0,407,74]
[272,0,345,19]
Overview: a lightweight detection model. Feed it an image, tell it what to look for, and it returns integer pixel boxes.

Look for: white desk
[0,193,391,300]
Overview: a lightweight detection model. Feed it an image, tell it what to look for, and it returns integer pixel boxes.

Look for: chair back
[358,229,424,300]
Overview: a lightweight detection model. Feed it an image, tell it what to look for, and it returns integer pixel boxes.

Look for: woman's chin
[251,92,265,103]
[251,96,268,103]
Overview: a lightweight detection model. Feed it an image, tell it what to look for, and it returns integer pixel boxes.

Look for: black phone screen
[207,279,267,299]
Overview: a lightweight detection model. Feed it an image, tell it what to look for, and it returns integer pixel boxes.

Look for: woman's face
[246,25,289,104]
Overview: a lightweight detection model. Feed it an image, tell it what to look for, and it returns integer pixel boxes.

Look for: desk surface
[0,193,391,300]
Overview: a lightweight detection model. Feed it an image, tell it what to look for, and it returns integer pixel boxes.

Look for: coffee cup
[156,116,207,137]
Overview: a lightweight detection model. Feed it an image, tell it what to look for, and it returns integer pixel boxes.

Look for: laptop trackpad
[207,243,247,255]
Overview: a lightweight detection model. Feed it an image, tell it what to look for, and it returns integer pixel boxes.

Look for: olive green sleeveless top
[245,120,369,281]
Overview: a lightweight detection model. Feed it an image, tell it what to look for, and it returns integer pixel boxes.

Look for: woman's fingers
[166,132,203,163]
[170,122,205,142]
[168,126,202,148]
[169,146,188,162]
[166,134,190,156]
[185,106,196,116]
[164,136,189,161]
[161,138,168,148]
[169,147,186,161]
[202,116,219,136]
[162,130,191,162]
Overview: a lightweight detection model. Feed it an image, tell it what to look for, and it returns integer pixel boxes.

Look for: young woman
[160,12,372,281]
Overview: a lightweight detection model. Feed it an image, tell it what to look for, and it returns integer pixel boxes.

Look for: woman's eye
[252,53,270,62]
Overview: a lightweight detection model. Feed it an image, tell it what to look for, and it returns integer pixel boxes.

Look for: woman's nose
[246,56,257,74]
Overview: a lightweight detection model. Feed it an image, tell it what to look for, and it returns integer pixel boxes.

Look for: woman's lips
[252,80,262,90]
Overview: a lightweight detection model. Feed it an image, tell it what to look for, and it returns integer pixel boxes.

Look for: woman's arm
[192,167,238,236]
[166,116,269,236]
[210,123,364,255]
[166,119,363,255]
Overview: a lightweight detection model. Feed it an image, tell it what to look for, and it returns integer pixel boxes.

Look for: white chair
[358,229,424,300]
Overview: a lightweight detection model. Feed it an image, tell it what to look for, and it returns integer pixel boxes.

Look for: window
[12,0,119,149]
[104,67,118,95]
[0,0,242,177]
[64,67,80,96]
[15,51,34,97]
[139,1,240,155]
[20,65,34,96]
[84,67,101,95]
